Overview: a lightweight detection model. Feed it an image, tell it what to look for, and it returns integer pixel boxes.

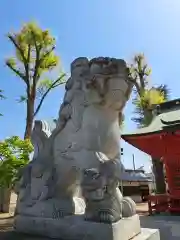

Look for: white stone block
[134,228,160,240]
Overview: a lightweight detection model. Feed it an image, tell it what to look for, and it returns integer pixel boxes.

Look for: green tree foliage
[129,53,170,127]
[132,86,169,127]
[129,53,170,194]
[0,136,33,188]
[6,22,66,139]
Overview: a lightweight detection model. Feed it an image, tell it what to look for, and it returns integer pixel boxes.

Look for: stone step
[134,228,160,240]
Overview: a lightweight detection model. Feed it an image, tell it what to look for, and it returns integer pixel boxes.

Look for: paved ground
[136,203,180,239]
[0,193,17,220]
[136,202,149,215]
[1,194,180,239]
[140,214,180,239]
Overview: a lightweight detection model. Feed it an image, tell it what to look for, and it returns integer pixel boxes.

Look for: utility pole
[132,154,136,171]
[121,148,124,194]
[121,148,123,156]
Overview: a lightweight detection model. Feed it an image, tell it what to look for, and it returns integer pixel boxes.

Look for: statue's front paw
[122,197,136,218]
[99,212,115,223]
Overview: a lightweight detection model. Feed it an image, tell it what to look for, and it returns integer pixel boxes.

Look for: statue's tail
[122,196,136,217]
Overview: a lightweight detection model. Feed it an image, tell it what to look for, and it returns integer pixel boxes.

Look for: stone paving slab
[0,192,17,219]
[140,214,180,240]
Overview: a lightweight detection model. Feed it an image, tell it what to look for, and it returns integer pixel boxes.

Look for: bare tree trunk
[0,188,11,213]
[24,98,34,139]
[152,158,166,194]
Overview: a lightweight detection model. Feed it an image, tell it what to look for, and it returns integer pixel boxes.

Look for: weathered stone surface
[14,57,160,239]
[15,57,134,219]
[81,159,137,223]
[15,214,142,240]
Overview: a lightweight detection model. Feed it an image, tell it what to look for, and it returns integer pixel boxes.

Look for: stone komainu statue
[81,154,136,223]
[14,57,136,224]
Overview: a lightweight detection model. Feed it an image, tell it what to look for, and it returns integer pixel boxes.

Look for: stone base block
[14,214,143,240]
[134,228,160,240]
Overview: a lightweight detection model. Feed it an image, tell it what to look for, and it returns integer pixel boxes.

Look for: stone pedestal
[14,214,160,240]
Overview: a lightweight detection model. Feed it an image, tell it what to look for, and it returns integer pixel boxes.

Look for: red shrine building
[122,98,180,214]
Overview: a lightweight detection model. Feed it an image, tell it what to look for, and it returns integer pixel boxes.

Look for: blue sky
[0,0,180,171]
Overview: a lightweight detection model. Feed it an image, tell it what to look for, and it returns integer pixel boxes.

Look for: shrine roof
[119,171,152,182]
[122,108,180,137]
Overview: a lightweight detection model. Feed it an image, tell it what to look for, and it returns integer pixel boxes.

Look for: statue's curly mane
[30,57,132,166]
[54,57,132,135]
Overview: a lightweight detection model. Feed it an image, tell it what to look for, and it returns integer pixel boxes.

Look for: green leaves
[129,53,151,89]
[132,87,169,127]
[18,95,27,103]
[135,88,165,110]
[130,54,170,128]
[34,73,66,117]
[38,78,53,90]
[6,22,59,83]
[0,136,33,188]
[6,58,16,68]
[6,21,66,138]
[37,74,66,96]
[39,52,59,71]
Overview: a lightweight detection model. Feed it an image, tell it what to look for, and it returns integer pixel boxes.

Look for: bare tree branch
[7,35,26,63]
[31,30,41,85]
[129,76,141,95]
[6,62,26,82]
[34,74,66,117]
[38,46,55,67]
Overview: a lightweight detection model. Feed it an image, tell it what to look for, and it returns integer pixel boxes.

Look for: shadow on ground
[0,231,51,240]
[0,227,50,240]
[140,214,180,240]
[0,216,14,220]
